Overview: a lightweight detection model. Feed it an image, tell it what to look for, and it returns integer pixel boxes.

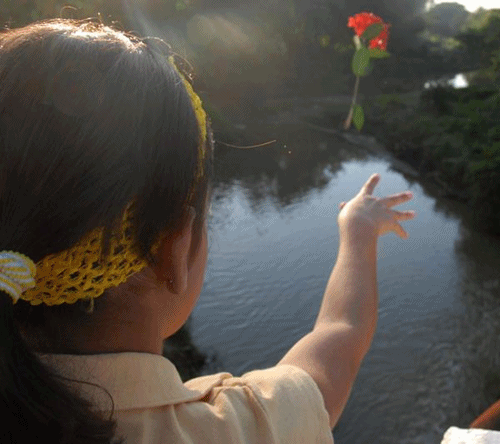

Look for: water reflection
[424,72,469,90]
[193,122,500,443]
[213,122,371,209]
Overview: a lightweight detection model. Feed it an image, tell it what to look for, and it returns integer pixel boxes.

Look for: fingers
[380,192,413,208]
[392,209,416,221]
[361,173,380,196]
[340,192,415,213]
[395,223,409,239]
[393,209,416,239]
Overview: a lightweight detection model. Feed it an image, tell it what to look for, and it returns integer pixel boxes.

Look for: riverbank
[271,85,500,236]
[363,85,500,235]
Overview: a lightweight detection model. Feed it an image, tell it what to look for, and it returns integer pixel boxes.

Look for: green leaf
[362,23,384,41]
[353,105,365,131]
[361,60,374,77]
[468,160,489,173]
[369,48,390,58]
[352,47,370,77]
[176,0,187,11]
[319,34,330,48]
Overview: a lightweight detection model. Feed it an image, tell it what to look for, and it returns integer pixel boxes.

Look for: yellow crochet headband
[20,200,154,306]
[0,59,208,307]
[169,55,207,184]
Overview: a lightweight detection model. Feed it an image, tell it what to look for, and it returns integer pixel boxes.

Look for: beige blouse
[39,352,334,443]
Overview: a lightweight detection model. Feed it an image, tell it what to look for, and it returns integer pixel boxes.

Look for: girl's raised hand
[338,173,416,240]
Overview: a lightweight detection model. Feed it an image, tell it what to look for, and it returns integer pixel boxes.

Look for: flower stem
[344,75,361,130]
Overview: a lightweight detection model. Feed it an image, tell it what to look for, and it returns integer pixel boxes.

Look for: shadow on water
[212,121,375,209]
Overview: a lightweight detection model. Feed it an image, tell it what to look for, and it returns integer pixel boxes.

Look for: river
[187,120,500,444]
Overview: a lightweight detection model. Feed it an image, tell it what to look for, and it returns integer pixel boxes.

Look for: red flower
[348,12,389,50]
[368,24,389,50]
[348,12,381,36]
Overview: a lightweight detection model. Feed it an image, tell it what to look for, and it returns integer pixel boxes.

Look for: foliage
[423,2,469,37]
[365,85,500,233]
[464,7,499,31]
[415,88,500,184]
[456,9,500,85]
[419,29,462,53]
[417,6,500,79]
[419,2,468,55]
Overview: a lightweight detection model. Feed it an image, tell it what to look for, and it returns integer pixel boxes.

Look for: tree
[424,2,470,37]
[456,9,500,84]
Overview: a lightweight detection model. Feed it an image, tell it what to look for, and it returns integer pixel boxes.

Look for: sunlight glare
[187,13,260,55]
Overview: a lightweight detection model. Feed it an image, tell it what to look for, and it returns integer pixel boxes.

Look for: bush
[457,9,500,85]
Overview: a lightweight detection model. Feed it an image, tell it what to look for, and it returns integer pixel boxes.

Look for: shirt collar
[37,352,225,411]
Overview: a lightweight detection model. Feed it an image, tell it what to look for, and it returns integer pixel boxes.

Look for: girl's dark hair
[0,18,214,444]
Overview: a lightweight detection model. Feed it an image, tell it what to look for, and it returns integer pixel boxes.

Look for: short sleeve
[184,364,334,444]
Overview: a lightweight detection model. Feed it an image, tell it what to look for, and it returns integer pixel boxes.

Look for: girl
[0,18,415,443]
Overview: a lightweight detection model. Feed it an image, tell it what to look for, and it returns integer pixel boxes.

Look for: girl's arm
[278,173,415,428]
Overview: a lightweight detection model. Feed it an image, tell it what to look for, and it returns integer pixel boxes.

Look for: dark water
[189,122,500,444]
